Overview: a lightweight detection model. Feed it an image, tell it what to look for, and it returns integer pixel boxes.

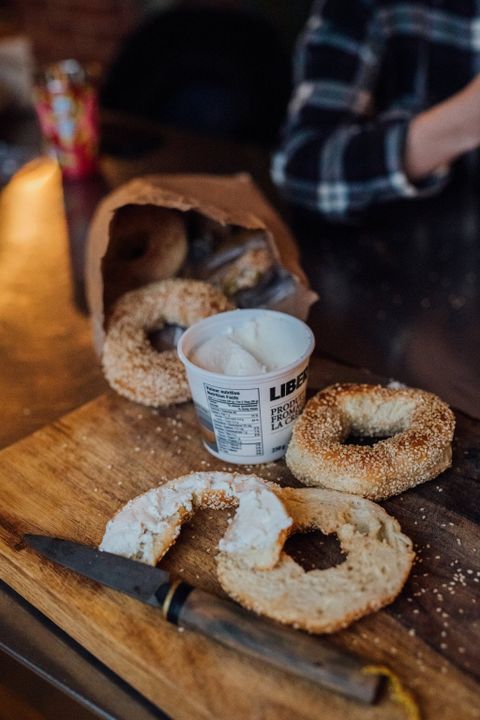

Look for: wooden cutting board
[0,360,478,720]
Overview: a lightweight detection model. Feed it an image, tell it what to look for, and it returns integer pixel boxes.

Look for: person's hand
[454,74,480,148]
[406,74,480,181]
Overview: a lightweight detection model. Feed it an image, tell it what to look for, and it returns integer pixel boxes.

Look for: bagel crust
[217,486,414,634]
[286,383,455,500]
[102,279,233,407]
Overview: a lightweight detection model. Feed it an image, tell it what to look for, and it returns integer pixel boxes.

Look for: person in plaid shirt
[272,0,480,222]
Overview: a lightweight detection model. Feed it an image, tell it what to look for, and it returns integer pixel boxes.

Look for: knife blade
[24,534,381,704]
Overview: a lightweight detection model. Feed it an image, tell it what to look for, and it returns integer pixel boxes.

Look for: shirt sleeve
[271,0,448,222]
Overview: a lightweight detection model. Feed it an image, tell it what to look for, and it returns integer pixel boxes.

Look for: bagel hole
[148,324,184,352]
[115,232,150,261]
[284,531,346,572]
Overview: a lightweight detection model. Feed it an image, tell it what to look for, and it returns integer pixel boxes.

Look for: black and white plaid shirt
[272,0,480,221]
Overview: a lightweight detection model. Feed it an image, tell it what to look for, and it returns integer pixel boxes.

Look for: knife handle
[156,581,380,704]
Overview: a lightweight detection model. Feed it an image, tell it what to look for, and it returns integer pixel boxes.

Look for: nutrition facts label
[204,384,263,457]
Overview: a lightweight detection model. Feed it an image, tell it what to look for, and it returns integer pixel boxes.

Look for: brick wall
[16,0,143,70]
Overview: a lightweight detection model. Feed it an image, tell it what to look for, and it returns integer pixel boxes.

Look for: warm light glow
[10,156,61,191]
[0,156,65,245]
[0,156,68,309]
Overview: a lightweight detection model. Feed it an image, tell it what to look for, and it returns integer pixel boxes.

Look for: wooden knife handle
[162,583,380,704]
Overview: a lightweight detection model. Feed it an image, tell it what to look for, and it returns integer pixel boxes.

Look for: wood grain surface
[0,158,106,449]
[0,359,478,720]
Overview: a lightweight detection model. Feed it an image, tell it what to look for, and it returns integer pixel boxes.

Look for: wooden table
[296,165,480,421]
[0,133,479,718]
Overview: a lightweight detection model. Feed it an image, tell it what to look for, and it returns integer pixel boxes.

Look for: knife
[23,534,381,704]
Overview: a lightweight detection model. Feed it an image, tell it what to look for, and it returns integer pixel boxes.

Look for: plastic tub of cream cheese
[177,309,315,464]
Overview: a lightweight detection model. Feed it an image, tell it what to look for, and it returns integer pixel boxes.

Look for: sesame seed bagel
[286,383,455,500]
[102,279,233,407]
[217,486,414,634]
[100,471,292,570]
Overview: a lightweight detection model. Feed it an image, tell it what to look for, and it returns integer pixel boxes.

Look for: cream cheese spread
[189,315,301,376]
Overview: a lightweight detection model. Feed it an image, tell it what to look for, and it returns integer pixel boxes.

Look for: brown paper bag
[86,172,317,353]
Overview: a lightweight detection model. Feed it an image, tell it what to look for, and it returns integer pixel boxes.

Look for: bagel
[217,486,414,634]
[100,472,292,570]
[214,246,274,296]
[286,383,455,500]
[107,205,188,287]
[102,279,233,407]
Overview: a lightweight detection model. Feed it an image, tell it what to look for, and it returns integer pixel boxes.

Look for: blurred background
[0,0,312,171]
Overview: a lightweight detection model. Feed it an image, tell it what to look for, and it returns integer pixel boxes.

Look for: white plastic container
[177,309,315,464]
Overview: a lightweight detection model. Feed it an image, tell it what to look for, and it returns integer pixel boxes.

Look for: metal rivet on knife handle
[162,580,194,625]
